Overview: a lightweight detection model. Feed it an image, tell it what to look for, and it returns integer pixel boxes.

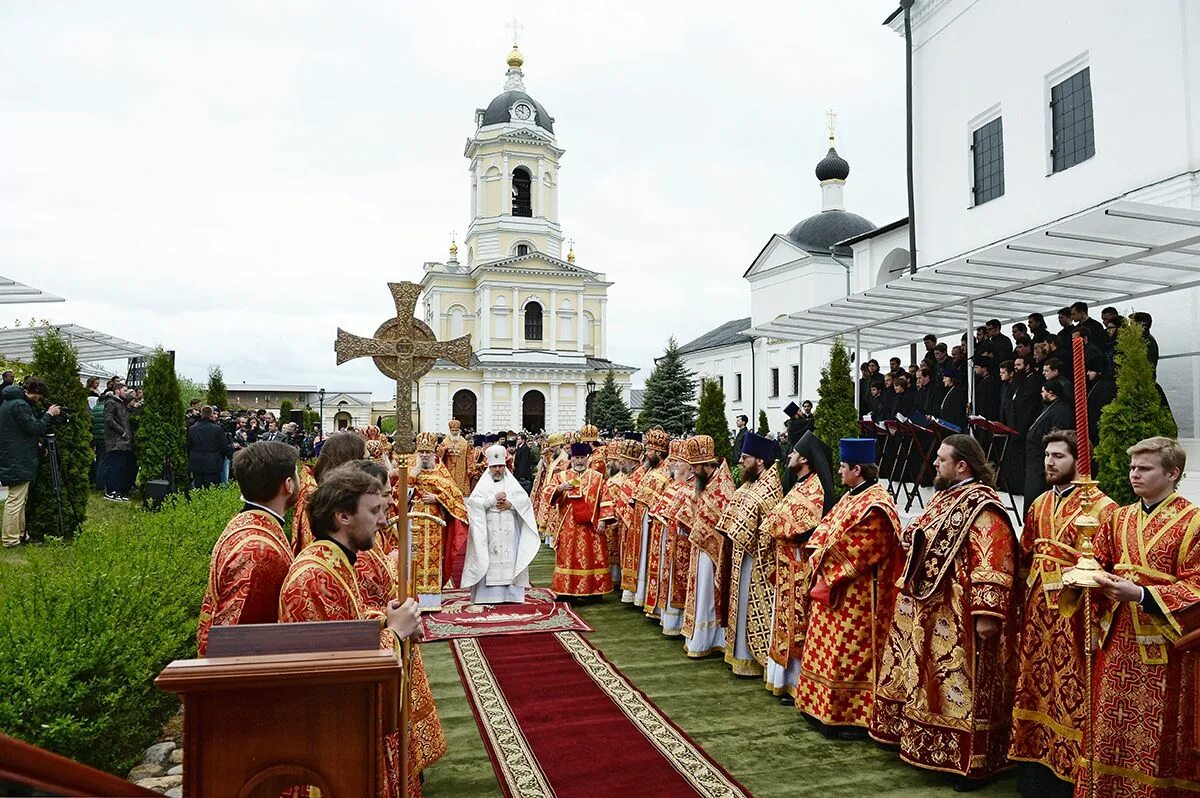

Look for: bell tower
[463,39,565,267]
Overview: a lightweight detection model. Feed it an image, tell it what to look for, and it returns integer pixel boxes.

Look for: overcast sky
[1,1,908,397]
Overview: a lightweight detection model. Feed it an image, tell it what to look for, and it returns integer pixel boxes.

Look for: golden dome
[506,45,524,69]
[449,240,458,256]
[567,239,576,263]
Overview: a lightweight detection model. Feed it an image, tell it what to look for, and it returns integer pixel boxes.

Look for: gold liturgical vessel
[1062,476,1105,588]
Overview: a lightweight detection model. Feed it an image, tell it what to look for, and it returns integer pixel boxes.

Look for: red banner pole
[1072,337,1091,476]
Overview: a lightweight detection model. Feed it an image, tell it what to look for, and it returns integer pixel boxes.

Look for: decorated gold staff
[334,281,471,798]
[1061,335,1102,798]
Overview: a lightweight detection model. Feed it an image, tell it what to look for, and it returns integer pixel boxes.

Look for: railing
[0,733,158,797]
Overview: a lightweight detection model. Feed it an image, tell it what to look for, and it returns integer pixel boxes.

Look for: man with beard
[717,431,784,676]
[462,443,539,604]
[1008,431,1115,798]
[871,434,1017,791]
[599,439,642,585]
[549,442,613,599]
[681,435,736,658]
[623,429,671,605]
[436,419,472,495]
[1023,379,1075,515]
[534,432,568,545]
[644,440,691,633]
[764,431,835,700]
[937,365,968,430]
[796,438,901,738]
[197,441,301,656]
[409,431,470,610]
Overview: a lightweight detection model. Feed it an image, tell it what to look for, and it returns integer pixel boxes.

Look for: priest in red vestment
[1009,430,1115,798]
[436,420,472,496]
[1069,437,1200,797]
[292,432,368,555]
[535,433,568,545]
[549,442,613,598]
[871,434,1017,790]
[599,439,642,586]
[624,429,671,605]
[796,436,901,736]
[280,464,445,797]
[681,435,736,659]
[644,439,686,625]
[197,441,299,656]
[409,431,469,610]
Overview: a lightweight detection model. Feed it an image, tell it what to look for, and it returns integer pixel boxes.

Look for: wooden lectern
[156,620,400,798]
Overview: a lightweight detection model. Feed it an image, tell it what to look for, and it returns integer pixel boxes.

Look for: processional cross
[334,281,472,454]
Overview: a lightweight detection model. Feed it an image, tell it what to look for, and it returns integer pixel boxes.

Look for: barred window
[971,117,1005,205]
[1051,68,1095,173]
[790,364,799,396]
[770,368,780,398]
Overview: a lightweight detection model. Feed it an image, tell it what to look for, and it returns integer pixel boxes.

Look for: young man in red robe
[280,464,443,797]
[1071,436,1200,797]
[197,441,299,656]
[624,429,671,605]
[550,442,613,598]
[409,431,469,610]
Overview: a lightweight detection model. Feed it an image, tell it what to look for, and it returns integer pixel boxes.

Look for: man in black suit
[513,432,534,493]
[732,414,748,462]
[1023,379,1075,515]
[187,405,231,488]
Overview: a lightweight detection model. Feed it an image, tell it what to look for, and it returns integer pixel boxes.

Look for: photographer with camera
[102,380,134,502]
[0,376,61,547]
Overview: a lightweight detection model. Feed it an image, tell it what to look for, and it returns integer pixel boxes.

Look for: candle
[1072,336,1091,476]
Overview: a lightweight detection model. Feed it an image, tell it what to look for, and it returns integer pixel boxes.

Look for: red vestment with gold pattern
[762,473,824,692]
[1074,493,1200,797]
[718,466,784,676]
[279,540,446,797]
[436,434,471,496]
[682,463,736,647]
[669,478,697,611]
[795,481,900,725]
[197,508,294,657]
[407,463,469,600]
[290,465,318,557]
[624,461,669,600]
[550,467,613,596]
[536,454,569,539]
[1008,485,1115,785]
[870,480,1017,778]
[644,480,684,616]
[587,448,606,477]
[600,471,632,566]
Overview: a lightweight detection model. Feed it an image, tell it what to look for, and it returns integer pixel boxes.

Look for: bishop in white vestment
[462,445,540,604]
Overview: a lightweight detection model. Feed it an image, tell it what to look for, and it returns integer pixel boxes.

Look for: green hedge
[0,485,241,774]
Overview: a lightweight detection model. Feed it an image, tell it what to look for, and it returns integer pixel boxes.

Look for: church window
[718,375,725,392]
[448,305,466,339]
[791,365,799,396]
[770,368,780,398]
[515,243,530,256]
[1051,68,1094,173]
[734,373,743,402]
[512,167,532,217]
[524,301,543,341]
[971,116,1005,205]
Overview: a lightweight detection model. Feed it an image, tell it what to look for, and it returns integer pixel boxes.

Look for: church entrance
[521,389,545,433]
[452,389,477,433]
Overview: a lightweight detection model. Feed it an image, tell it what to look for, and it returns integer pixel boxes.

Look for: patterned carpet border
[420,587,592,642]
[451,631,750,798]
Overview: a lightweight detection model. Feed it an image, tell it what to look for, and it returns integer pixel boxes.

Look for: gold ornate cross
[334,281,472,453]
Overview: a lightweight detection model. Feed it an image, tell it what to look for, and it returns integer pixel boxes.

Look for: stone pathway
[127,713,184,797]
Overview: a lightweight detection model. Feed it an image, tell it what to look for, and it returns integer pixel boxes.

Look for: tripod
[42,432,77,539]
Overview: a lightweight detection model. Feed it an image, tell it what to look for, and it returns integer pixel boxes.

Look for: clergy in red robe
[197,441,299,656]
[764,431,834,699]
[535,433,568,544]
[599,440,641,585]
[624,429,671,605]
[718,431,784,677]
[646,440,695,636]
[280,464,445,797]
[681,436,736,659]
[871,434,1017,789]
[581,424,607,476]
[1068,437,1200,797]
[436,420,472,496]
[644,440,686,623]
[292,432,369,556]
[796,437,901,735]
[409,431,469,610]
[549,442,613,597]
[1009,430,1115,797]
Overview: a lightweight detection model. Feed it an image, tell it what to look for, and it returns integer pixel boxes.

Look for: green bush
[695,379,733,465]
[136,349,187,490]
[206,366,228,411]
[0,485,241,774]
[814,338,859,496]
[279,399,294,422]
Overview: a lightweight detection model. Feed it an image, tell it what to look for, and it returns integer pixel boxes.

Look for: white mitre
[486,444,507,467]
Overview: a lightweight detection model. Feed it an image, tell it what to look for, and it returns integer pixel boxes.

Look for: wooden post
[395,465,411,798]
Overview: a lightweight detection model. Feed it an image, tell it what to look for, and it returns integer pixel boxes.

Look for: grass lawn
[420,549,1019,798]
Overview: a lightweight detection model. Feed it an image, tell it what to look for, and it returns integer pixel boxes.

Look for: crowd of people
[855,302,1166,512]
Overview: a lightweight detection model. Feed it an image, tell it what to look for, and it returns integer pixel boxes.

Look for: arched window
[515,243,529,256]
[448,305,466,338]
[512,167,532,217]
[524,301,543,341]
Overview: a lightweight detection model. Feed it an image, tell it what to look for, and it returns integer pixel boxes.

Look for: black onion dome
[480,91,555,133]
[786,210,876,254]
[815,146,850,181]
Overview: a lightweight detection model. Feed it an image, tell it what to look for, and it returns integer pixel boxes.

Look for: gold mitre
[546,432,566,448]
[580,423,600,443]
[448,419,461,432]
[415,431,438,453]
[645,428,670,453]
[685,435,718,465]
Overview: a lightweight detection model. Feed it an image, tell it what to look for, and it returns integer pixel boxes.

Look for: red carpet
[420,588,591,642]
[452,631,749,798]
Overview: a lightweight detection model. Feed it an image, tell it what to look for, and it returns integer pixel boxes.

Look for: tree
[637,337,697,434]
[757,410,770,435]
[695,378,733,465]
[279,399,294,422]
[206,366,228,411]
[589,370,634,432]
[814,338,860,495]
[26,330,91,540]
[177,375,206,408]
[1096,321,1179,505]
[136,349,187,492]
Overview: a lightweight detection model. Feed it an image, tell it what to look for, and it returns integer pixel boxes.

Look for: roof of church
[629,389,646,410]
[480,90,555,133]
[675,317,753,356]
[786,210,876,255]
[815,146,850,182]
[430,355,637,374]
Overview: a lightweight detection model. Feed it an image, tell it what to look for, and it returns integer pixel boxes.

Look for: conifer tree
[27,330,91,539]
[137,349,188,491]
[589,370,634,432]
[637,337,697,434]
[279,399,294,422]
[695,378,733,465]
[757,409,770,435]
[206,366,228,411]
[1096,321,1179,505]
[814,338,860,495]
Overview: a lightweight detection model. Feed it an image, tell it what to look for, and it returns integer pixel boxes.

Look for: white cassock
[462,450,539,605]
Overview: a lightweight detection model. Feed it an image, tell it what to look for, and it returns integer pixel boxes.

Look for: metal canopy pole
[855,328,862,416]
[966,300,975,414]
